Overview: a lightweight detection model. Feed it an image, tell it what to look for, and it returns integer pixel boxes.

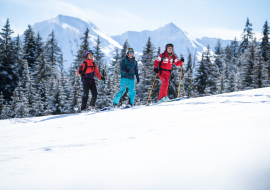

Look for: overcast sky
[1,0,269,40]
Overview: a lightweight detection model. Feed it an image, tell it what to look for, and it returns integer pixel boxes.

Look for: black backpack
[158,53,175,74]
[80,61,96,82]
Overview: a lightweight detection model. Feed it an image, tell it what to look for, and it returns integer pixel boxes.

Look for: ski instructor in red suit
[154,43,184,102]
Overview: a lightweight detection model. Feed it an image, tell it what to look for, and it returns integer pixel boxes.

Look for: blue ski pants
[113,78,136,104]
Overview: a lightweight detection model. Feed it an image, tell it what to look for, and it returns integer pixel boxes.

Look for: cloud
[188,27,262,41]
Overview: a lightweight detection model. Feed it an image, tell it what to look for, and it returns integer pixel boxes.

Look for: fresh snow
[1,88,270,190]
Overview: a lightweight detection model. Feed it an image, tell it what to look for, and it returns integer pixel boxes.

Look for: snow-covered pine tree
[36,32,44,60]
[240,18,254,54]
[44,30,62,79]
[241,39,257,90]
[21,60,30,88]
[215,39,223,55]
[69,27,90,86]
[110,47,121,74]
[0,92,4,116]
[13,84,30,118]
[252,47,269,88]
[137,37,156,104]
[230,37,239,58]
[157,47,161,56]
[0,101,10,120]
[33,50,52,85]
[206,45,219,94]
[194,53,209,96]
[60,70,71,113]
[260,20,270,84]
[32,94,45,117]
[0,19,19,101]
[93,35,105,64]
[184,52,194,98]
[23,25,37,72]
[95,65,112,109]
[25,75,36,116]
[14,34,25,79]
[68,75,81,113]
[214,39,223,72]
[48,78,67,115]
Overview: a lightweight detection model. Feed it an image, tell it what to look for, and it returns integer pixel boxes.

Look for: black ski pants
[81,83,98,110]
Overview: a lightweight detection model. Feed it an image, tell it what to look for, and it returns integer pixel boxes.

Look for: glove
[101,76,105,81]
[126,68,130,73]
[181,57,184,62]
[154,68,159,74]
[137,79,140,84]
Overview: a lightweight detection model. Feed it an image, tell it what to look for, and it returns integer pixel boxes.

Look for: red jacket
[154,51,183,70]
[77,59,102,80]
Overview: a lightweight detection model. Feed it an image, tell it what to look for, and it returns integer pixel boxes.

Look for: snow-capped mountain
[196,37,232,52]
[32,15,122,70]
[111,23,207,59]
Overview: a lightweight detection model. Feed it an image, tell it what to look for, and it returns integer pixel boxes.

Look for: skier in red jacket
[154,43,184,102]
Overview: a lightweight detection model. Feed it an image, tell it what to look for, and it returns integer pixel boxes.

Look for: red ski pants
[158,70,170,100]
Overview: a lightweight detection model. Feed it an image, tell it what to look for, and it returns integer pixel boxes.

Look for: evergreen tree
[32,94,45,117]
[68,75,81,113]
[157,47,161,56]
[230,37,239,58]
[14,34,25,78]
[25,75,36,115]
[194,53,209,95]
[32,50,52,85]
[8,84,30,118]
[0,19,19,101]
[36,32,44,59]
[93,35,105,64]
[44,30,62,79]
[110,47,121,73]
[137,37,156,104]
[215,39,223,55]
[252,48,269,88]
[184,53,194,98]
[0,92,4,116]
[240,18,254,54]
[23,25,37,72]
[48,78,67,115]
[241,39,257,89]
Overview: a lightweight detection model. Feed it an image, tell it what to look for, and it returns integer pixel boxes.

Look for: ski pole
[146,74,157,105]
[177,64,183,98]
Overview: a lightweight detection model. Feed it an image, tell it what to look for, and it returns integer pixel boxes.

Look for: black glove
[126,68,130,73]
[101,76,105,81]
[154,68,159,74]
[181,57,184,62]
[137,78,140,84]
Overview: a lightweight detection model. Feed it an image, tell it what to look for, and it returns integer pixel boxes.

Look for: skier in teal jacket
[113,48,140,108]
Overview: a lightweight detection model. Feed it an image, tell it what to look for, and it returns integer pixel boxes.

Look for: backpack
[80,61,96,82]
[158,53,175,74]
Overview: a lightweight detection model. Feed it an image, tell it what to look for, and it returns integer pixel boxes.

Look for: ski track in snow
[1,88,270,190]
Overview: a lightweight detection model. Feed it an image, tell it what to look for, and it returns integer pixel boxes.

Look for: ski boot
[158,96,170,103]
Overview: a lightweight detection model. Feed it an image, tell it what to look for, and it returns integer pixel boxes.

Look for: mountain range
[30,15,232,70]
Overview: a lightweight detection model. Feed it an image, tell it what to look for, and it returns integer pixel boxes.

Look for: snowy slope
[32,15,122,70]
[1,88,270,190]
[111,23,207,59]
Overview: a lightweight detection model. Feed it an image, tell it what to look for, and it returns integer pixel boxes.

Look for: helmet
[84,50,93,57]
[165,43,174,50]
[127,47,134,54]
